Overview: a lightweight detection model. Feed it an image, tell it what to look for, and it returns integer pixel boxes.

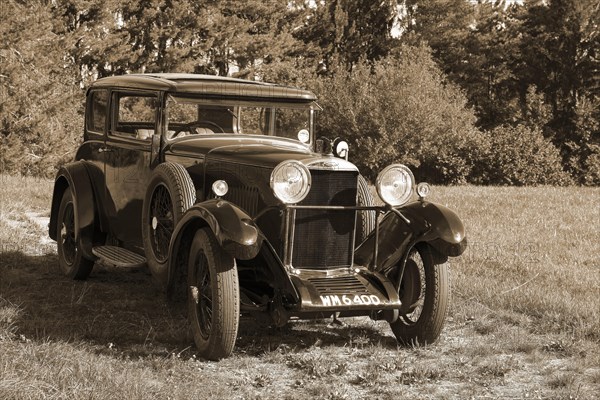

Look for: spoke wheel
[60,202,77,266]
[56,189,94,280]
[142,162,195,288]
[187,228,239,360]
[398,255,425,324]
[390,245,450,346]
[190,251,213,340]
[149,183,174,264]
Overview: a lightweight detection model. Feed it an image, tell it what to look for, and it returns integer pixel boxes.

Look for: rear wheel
[56,189,94,280]
[188,228,239,360]
[390,245,450,345]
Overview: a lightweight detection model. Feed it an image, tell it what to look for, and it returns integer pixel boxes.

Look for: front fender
[171,199,263,260]
[165,199,264,294]
[354,201,467,271]
[48,162,97,260]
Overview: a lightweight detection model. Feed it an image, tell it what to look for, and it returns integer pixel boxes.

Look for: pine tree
[295,0,400,72]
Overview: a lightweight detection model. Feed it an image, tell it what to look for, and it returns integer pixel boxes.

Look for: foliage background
[1,0,598,185]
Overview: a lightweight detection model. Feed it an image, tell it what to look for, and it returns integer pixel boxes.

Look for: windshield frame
[165,95,321,145]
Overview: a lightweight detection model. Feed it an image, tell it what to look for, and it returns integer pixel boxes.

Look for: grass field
[0,174,598,399]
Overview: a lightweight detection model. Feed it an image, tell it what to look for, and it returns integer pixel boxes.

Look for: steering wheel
[171,121,225,138]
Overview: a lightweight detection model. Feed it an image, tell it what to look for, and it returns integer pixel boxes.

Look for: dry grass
[1,174,598,399]
[431,186,600,342]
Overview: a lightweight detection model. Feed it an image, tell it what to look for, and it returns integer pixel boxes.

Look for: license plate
[320,294,382,307]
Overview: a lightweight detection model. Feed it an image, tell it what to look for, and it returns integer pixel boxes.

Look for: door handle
[99,147,113,153]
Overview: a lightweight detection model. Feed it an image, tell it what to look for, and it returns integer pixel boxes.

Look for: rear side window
[87,90,109,133]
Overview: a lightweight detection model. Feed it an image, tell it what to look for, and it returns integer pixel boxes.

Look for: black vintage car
[49,73,467,360]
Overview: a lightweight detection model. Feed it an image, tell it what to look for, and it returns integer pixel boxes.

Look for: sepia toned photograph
[0,1,598,399]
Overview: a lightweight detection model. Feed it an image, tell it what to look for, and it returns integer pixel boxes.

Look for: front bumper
[289,267,401,313]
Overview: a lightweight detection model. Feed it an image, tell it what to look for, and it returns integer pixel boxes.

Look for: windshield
[166,96,317,144]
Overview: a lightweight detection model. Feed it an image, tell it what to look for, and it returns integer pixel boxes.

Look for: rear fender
[354,201,467,272]
[48,162,97,260]
[166,199,264,292]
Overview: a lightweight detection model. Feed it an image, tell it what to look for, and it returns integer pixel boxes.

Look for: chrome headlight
[376,164,414,206]
[270,160,311,204]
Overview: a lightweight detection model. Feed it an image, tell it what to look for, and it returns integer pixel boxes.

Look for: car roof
[89,73,317,102]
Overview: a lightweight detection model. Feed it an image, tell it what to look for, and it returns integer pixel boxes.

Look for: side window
[111,93,158,140]
[87,90,108,133]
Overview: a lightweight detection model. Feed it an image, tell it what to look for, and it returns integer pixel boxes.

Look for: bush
[304,45,484,184]
[471,124,571,186]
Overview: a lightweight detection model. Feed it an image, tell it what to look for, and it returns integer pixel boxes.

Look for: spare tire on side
[142,162,196,288]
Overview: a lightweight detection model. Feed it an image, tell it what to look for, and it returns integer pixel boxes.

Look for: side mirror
[333,138,349,160]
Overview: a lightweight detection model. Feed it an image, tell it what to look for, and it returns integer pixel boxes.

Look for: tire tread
[188,228,239,360]
[390,245,450,345]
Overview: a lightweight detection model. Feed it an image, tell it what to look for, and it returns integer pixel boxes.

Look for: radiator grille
[291,170,357,269]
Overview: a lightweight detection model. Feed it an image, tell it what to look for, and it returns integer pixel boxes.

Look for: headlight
[376,164,414,206]
[270,160,311,204]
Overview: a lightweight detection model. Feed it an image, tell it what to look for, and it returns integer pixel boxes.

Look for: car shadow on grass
[0,250,397,359]
[236,317,399,357]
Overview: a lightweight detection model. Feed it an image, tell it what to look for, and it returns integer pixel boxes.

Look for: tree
[569,96,600,185]
[51,0,310,79]
[401,1,526,129]
[1,0,83,176]
[212,0,308,77]
[517,0,600,183]
[296,0,400,72]
[401,0,599,183]
[307,45,483,184]
[402,0,475,81]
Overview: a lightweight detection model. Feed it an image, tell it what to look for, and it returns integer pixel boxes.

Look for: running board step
[92,246,146,268]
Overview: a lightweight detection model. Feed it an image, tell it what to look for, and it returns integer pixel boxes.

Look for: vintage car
[49,73,467,360]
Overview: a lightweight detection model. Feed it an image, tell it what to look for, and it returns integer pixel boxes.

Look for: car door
[104,90,159,251]
[78,88,110,228]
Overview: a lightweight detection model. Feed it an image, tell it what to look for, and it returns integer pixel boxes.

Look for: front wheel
[187,228,239,360]
[389,245,450,345]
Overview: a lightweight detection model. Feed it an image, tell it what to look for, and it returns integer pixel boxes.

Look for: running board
[92,246,146,268]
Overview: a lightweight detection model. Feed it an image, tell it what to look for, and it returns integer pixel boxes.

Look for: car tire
[188,228,239,360]
[142,162,196,288]
[56,189,94,280]
[356,174,376,244]
[389,245,450,345]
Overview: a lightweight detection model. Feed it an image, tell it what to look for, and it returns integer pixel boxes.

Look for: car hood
[166,135,358,171]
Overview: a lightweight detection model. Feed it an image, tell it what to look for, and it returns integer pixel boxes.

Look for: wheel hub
[190,285,199,304]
